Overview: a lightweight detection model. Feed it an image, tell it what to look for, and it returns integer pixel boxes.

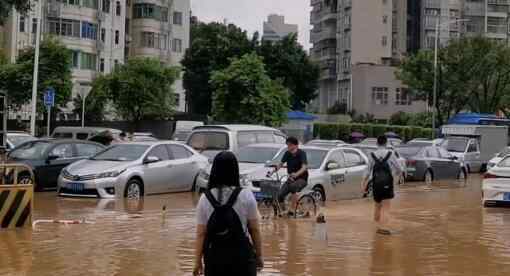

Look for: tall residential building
[418,0,463,50]
[310,0,424,119]
[464,0,509,41]
[262,14,298,42]
[1,0,190,119]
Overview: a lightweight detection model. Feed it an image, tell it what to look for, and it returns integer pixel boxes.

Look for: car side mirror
[144,156,160,164]
[46,154,59,163]
[327,162,340,170]
[265,160,273,168]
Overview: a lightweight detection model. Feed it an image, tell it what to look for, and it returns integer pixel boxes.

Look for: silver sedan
[58,141,208,199]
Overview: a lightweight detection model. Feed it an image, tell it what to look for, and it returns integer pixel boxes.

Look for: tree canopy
[0,0,31,24]
[0,38,73,113]
[397,37,510,124]
[211,53,290,126]
[93,57,179,122]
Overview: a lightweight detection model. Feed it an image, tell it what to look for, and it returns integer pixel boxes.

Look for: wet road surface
[1,175,510,276]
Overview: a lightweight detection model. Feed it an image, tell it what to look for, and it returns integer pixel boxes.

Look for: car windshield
[9,141,52,160]
[238,147,281,164]
[396,147,423,158]
[407,141,432,147]
[91,144,149,161]
[497,147,510,158]
[498,156,510,167]
[444,138,469,153]
[188,132,229,151]
[8,135,36,148]
[273,149,328,170]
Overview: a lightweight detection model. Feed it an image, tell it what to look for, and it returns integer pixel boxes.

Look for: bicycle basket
[258,180,281,198]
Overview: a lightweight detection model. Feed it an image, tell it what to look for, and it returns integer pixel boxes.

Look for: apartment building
[464,0,510,41]
[1,0,190,119]
[309,0,426,119]
[262,14,298,42]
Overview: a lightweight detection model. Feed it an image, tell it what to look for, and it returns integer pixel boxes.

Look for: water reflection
[1,177,510,275]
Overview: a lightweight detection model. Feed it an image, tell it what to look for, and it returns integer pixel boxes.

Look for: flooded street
[1,175,510,276]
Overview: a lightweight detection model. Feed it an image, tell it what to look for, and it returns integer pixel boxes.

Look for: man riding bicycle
[272,137,308,216]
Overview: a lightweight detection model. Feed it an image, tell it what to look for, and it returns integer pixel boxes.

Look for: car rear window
[187,131,229,151]
[396,147,422,158]
[53,132,73,139]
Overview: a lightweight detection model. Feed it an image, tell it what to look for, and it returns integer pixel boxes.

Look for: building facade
[262,14,298,42]
[2,0,190,119]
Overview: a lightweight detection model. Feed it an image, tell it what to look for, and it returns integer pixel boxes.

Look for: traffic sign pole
[47,106,51,137]
[44,87,55,137]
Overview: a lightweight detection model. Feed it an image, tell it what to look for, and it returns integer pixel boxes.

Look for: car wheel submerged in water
[424,170,433,185]
[125,179,143,199]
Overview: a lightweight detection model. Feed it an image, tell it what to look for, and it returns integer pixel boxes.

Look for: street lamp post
[30,0,44,136]
[432,18,470,139]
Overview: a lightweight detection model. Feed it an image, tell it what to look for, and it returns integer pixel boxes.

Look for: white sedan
[487,147,510,171]
[482,156,510,207]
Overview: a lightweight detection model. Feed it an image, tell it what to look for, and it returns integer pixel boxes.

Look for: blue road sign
[44,87,55,107]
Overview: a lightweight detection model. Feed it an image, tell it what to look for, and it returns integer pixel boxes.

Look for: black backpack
[203,187,255,267]
[371,152,394,192]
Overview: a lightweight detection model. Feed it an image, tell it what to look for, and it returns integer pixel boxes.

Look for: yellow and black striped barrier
[0,164,34,229]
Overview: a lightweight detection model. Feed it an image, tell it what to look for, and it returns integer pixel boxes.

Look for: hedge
[314,123,433,142]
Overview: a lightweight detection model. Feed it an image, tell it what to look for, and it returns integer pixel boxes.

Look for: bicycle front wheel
[295,194,317,218]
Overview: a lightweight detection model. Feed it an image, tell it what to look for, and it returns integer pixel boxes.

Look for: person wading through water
[193,151,263,276]
[363,135,403,235]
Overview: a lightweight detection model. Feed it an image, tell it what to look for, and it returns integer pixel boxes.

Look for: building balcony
[310,28,337,43]
[320,66,337,80]
[464,2,485,16]
[312,47,337,61]
[487,25,508,37]
[488,0,510,5]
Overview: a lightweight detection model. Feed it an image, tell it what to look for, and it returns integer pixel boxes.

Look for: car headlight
[96,170,124,179]
[199,170,210,181]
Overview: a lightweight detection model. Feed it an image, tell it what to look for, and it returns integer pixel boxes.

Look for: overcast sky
[191,0,312,49]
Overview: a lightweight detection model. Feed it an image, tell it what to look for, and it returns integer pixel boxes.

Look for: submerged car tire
[125,178,144,199]
[312,185,326,203]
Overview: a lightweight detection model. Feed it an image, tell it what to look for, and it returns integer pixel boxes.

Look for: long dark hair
[208,151,240,202]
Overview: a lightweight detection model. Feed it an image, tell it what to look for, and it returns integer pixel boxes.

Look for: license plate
[504,193,510,201]
[68,183,84,192]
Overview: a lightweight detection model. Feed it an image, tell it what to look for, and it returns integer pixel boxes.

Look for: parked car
[6,132,37,151]
[196,143,287,191]
[58,141,208,199]
[305,139,346,148]
[186,125,287,160]
[52,127,122,140]
[487,147,510,170]
[236,146,370,202]
[406,138,444,147]
[361,137,402,147]
[172,121,204,142]
[395,145,467,183]
[483,156,510,207]
[131,132,158,142]
[7,139,105,190]
[442,125,508,173]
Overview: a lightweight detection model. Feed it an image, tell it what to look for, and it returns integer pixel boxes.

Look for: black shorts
[278,178,307,202]
[373,187,394,203]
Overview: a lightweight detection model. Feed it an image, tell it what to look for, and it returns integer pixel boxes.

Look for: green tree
[389,111,411,126]
[94,57,179,122]
[408,112,433,128]
[182,22,253,115]
[0,0,31,24]
[0,38,72,112]
[257,34,320,110]
[327,101,347,115]
[211,53,290,126]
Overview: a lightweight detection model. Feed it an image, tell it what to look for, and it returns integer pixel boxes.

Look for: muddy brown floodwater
[1,175,510,276]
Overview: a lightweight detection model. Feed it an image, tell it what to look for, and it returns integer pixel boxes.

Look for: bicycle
[252,169,317,219]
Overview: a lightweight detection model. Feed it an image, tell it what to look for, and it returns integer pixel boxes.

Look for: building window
[19,16,25,32]
[81,22,98,39]
[140,32,166,49]
[114,59,119,69]
[32,18,37,34]
[115,30,119,44]
[141,32,155,48]
[71,50,79,68]
[174,93,180,106]
[372,87,388,105]
[68,0,80,5]
[383,15,388,24]
[173,11,183,25]
[396,88,412,106]
[102,0,110,13]
[133,4,167,21]
[172,38,182,52]
[101,28,106,42]
[116,1,121,15]
[82,0,98,9]
[80,52,97,70]
[48,18,80,37]
[100,58,105,72]
[382,36,388,46]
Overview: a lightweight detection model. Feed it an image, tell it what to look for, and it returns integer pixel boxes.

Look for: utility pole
[30,0,44,136]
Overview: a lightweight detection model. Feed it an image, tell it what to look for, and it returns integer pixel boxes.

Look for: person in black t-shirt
[273,137,308,215]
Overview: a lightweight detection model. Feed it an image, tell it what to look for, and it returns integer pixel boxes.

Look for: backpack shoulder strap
[382,151,392,163]
[204,190,221,209]
[225,187,243,208]
[371,152,382,163]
